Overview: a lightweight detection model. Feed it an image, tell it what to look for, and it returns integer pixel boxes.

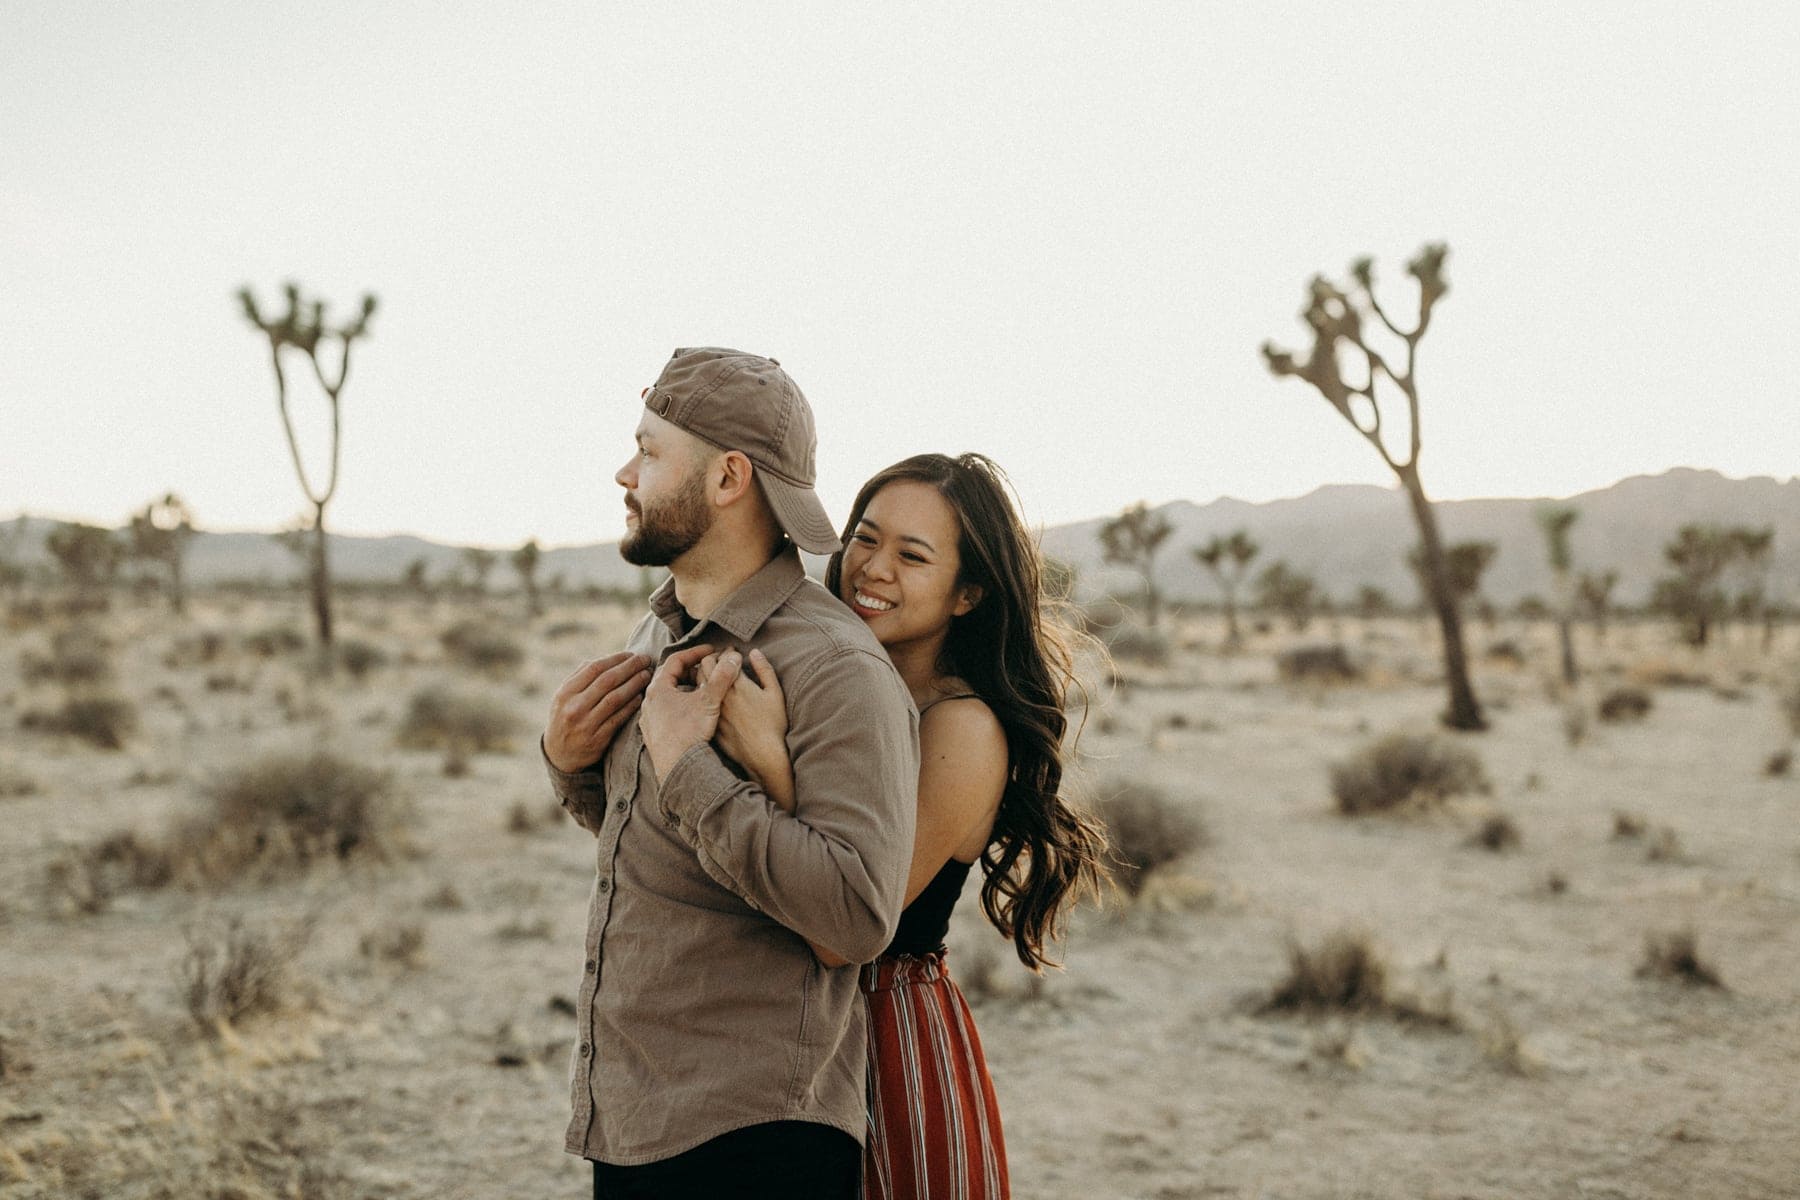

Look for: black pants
[591,1121,860,1199]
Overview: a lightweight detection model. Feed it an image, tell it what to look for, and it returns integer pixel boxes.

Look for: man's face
[615,411,715,567]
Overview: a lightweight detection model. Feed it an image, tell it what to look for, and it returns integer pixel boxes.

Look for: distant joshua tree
[1406,540,1497,616]
[1355,584,1393,620]
[1535,505,1580,684]
[512,539,543,617]
[1193,530,1259,647]
[1262,243,1484,730]
[1254,560,1318,632]
[1652,524,1739,648]
[462,547,497,597]
[1576,569,1619,643]
[239,281,379,659]
[1727,526,1774,649]
[128,493,197,615]
[45,521,122,598]
[1099,502,1174,627]
[401,556,431,599]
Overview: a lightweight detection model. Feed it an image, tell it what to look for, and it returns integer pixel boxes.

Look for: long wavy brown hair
[827,453,1108,970]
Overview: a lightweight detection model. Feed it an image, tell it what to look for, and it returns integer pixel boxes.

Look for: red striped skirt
[859,949,1010,1200]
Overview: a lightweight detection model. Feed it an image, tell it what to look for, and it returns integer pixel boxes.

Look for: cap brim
[758,474,841,556]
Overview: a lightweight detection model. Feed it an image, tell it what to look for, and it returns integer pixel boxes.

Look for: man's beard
[619,468,713,567]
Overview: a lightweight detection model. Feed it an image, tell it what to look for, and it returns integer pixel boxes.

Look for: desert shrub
[20,694,138,748]
[397,684,520,753]
[1092,780,1206,896]
[544,620,598,640]
[195,750,407,879]
[182,913,316,1032]
[359,921,426,969]
[441,620,524,674]
[0,759,36,798]
[1274,647,1353,683]
[1329,732,1488,815]
[163,629,227,668]
[1611,810,1646,839]
[44,831,175,914]
[243,624,306,657]
[1765,749,1792,778]
[336,637,388,680]
[1276,643,1361,683]
[1561,701,1589,747]
[1100,621,1170,667]
[1597,686,1652,723]
[1468,813,1521,853]
[424,882,466,911]
[1260,929,1389,1014]
[1484,639,1526,666]
[1644,825,1683,863]
[21,627,113,685]
[1635,927,1723,988]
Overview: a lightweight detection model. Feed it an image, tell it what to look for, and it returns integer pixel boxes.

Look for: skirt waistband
[859,946,949,993]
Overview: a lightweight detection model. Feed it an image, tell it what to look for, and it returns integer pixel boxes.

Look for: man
[542,347,919,1198]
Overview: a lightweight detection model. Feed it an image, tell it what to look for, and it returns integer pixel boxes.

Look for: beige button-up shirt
[545,546,919,1165]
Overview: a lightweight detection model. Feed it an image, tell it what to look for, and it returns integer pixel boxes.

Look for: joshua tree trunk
[1399,464,1485,730]
[1223,584,1241,646]
[310,502,333,651]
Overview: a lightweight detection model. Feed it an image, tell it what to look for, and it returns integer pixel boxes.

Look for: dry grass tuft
[1561,702,1588,747]
[1764,749,1791,778]
[1635,927,1724,989]
[1329,731,1488,815]
[181,913,316,1032]
[20,627,113,685]
[1468,813,1522,853]
[396,685,520,754]
[1597,686,1652,723]
[1092,780,1207,897]
[242,624,306,657]
[1644,825,1684,863]
[1479,1007,1542,1076]
[20,694,138,749]
[359,921,427,969]
[1260,930,1457,1027]
[194,750,408,880]
[1276,643,1361,683]
[441,620,525,674]
[44,831,174,914]
[336,637,388,680]
[1611,810,1647,840]
[0,758,38,798]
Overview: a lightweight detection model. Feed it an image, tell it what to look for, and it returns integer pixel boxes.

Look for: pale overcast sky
[3,3,1795,547]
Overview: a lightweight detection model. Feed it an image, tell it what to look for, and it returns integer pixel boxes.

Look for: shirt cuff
[658,742,747,830]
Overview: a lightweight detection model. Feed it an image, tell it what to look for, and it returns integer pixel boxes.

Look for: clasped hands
[547,644,786,787]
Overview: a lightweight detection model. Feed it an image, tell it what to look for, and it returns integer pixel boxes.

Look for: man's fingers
[748,649,783,699]
[593,692,645,743]
[651,643,716,691]
[699,650,742,703]
[555,650,637,702]
[575,653,652,706]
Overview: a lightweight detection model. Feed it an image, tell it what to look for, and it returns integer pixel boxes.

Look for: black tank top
[883,856,976,957]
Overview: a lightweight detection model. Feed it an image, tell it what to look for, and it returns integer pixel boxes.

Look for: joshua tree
[1254,560,1318,632]
[462,547,496,597]
[128,493,197,615]
[1406,540,1496,614]
[401,556,431,599]
[1726,526,1774,649]
[1262,243,1485,730]
[239,281,378,658]
[1535,505,1580,684]
[1099,502,1174,627]
[1355,584,1393,620]
[1576,569,1619,643]
[1193,530,1259,647]
[45,521,122,599]
[1652,524,1740,648]
[512,538,543,617]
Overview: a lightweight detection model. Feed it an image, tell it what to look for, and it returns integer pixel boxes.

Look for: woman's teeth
[854,591,895,612]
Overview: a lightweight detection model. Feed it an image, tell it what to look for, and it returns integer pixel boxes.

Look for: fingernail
[723,650,741,664]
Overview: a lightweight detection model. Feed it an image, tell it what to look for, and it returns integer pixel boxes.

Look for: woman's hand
[698,648,795,812]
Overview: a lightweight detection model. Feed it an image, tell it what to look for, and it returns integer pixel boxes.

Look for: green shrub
[1329,732,1488,815]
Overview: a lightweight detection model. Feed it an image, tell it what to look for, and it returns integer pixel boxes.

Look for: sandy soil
[1,595,1796,1199]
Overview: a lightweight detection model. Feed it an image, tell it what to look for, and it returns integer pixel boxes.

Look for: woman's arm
[810,698,1009,969]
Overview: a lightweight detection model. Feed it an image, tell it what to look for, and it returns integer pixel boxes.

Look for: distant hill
[5,468,1797,606]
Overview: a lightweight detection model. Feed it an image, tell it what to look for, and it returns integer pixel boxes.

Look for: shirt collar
[650,544,810,643]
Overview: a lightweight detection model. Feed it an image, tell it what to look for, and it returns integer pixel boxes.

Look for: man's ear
[953,583,984,617]
[713,450,757,508]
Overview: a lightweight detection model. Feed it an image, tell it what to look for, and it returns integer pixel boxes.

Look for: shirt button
[585,959,596,974]
[597,878,611,893]
[580,1042,591,1058]
[614,800,628,814]
[665,811,680,827]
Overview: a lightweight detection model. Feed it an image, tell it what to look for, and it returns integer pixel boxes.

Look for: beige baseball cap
[642,347,841,555]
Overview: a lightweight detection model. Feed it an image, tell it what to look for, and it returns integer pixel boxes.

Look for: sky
[2,3,1796,549]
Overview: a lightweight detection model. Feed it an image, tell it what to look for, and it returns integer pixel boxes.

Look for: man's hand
[640,644,742,783]
[544,652,652,774]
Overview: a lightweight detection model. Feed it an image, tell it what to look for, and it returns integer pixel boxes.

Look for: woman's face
[838,480,977,649]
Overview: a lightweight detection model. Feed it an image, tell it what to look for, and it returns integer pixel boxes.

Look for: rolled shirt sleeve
[541,736,608,835]
[657,646,919,964]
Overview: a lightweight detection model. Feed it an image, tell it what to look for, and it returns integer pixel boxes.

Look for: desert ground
[2,590,1797,1199]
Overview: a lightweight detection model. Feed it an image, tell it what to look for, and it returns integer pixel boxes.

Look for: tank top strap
[918,691,982,716]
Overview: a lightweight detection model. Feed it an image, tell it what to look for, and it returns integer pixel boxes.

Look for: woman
[704,452,1109,1200]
